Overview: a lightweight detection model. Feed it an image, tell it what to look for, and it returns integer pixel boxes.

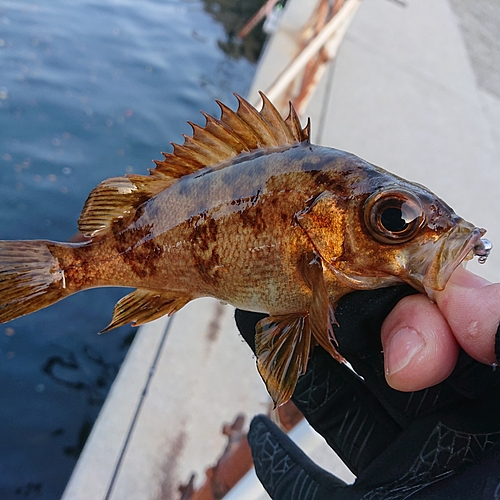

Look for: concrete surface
[247,0,318,110]
[449,0,500,100]
[63,0,500,498]
[62,299,272,499]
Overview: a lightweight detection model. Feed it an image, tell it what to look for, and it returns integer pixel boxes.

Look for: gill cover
[295,191,346,264]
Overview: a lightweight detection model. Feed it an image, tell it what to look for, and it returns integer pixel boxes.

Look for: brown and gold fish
[0,93,492,405]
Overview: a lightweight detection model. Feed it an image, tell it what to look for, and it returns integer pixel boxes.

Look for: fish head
[356,182,486,294]
[297,161,489,296]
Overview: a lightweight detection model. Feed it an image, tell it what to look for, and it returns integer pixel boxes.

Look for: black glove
[235,286,500,499]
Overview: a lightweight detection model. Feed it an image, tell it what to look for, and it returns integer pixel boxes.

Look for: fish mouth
[421,223,486,292]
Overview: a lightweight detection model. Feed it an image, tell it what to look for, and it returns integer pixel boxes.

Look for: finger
[435,267,500,365]
[248,415,347,499]
[381,295,459,391]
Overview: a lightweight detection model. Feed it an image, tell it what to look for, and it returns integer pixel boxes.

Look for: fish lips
[421,224,486,294]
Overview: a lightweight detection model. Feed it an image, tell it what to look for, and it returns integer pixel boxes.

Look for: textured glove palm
[235,286,500,499]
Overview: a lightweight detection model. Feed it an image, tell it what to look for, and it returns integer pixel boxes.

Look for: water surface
[0,1,258,497]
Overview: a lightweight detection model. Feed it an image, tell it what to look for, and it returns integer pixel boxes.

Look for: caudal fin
[0,240,70,323]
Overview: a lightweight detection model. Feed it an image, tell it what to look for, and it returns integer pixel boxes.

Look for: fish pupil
[381,207,408,233]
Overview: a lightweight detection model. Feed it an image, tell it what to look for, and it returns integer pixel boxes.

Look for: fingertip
[445,265,491,288]
[384,326,425,377]
[381,295,459,391]
[435,276,500,365]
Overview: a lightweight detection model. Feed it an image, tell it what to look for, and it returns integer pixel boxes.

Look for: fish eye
[364,189,424,244]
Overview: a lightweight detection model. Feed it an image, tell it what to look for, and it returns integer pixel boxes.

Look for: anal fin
[255,314,312,408]
[101,289,191,333]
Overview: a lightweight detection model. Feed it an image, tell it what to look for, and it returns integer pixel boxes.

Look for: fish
[0,93,492,406]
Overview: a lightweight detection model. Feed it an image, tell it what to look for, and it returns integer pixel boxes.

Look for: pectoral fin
[101,289,191,332]
[300,252,344,362]
[255,314,312,408]
[255,252,344,407]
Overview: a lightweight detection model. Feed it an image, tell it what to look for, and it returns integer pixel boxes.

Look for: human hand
[383,266,500,391]
[235,271,500,499]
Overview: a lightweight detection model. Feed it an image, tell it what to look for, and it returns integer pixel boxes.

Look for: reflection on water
[0,0,264,498]
[63,418,94,460]
[42,343,123,407]
[202,0,285,62]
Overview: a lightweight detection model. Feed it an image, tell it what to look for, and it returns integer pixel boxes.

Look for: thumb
[248,415,347,499]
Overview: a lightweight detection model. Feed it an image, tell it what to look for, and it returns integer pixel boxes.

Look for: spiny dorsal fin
[78,93,309,238]
[153,91,309,179]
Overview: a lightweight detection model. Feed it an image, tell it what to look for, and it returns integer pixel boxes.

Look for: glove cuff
[248,415,347,499]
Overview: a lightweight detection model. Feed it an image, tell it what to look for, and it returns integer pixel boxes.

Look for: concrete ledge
[62,299,271,499]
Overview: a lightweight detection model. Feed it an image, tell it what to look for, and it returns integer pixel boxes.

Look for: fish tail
[0,240,74,323]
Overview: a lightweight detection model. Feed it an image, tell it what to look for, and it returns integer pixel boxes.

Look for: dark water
[0,1,263,498]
